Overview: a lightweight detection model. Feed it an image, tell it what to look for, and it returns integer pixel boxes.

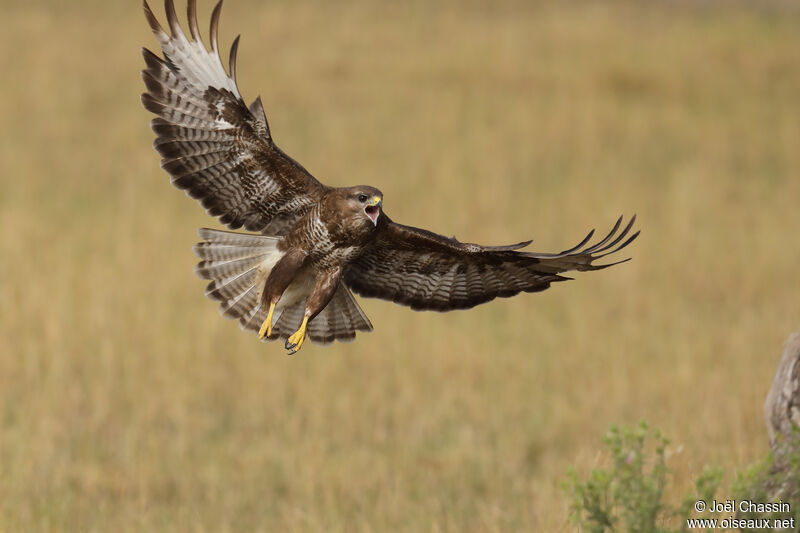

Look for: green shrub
[564,422,722,533]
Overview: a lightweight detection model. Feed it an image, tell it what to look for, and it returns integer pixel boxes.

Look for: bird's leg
[285,316,309,355]
[256,249,306,341]
[284,266,343,356]
[258,301,277,339]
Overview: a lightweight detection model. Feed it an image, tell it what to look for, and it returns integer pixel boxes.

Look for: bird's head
[348,186,383,227]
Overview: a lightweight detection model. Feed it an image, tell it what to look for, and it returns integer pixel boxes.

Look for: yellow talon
[285,316,309,355]
[258,302,276,339]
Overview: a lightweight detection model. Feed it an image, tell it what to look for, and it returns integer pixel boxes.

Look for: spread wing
[141,0,328,235]
[344,215,639,311]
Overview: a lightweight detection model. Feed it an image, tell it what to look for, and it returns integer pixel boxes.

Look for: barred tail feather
[196,227,277,248]
[193,227,282,322]
[271,285,373,346]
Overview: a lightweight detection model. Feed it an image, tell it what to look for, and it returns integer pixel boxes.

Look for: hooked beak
[364,196,381,226]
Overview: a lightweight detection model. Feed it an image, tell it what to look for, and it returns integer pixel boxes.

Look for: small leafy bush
[564,421,722,533]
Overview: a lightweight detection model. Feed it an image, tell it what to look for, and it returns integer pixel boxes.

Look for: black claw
[285,339,296,350]
[287,349,297,356]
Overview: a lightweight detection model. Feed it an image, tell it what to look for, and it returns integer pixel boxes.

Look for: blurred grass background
[1,0,799,531]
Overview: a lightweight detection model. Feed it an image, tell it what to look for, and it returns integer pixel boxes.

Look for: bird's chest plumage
[285,206,370,269]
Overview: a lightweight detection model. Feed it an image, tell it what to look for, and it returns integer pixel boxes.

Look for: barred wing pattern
[344,216,639,311]
[141,0,328,235]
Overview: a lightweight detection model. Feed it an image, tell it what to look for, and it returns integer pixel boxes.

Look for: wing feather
[187,0,201,41]
[141,0,328,234]
[344,215,639,311]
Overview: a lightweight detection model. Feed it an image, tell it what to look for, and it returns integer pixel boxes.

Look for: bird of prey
[141,0,639,355]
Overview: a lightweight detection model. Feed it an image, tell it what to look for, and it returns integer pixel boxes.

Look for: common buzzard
[141,0,639,355]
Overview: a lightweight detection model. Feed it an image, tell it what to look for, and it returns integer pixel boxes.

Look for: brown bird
[141,0,639,355]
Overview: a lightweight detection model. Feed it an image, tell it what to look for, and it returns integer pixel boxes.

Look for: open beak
[364,196,381,226]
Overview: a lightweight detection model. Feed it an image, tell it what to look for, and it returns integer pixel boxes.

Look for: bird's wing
[344,215,639,311]
[141,0,328,235]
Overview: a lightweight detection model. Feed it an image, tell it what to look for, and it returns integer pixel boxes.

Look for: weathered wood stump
[762,332,800,502]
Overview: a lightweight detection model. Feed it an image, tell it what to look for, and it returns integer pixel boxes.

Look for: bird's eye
[357,194,368,203]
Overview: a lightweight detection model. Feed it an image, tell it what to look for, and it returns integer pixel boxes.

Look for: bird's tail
[193,227,282,333]
[193,228,372,345]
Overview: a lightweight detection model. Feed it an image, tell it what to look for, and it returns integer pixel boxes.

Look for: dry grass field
[1,0,799,531]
